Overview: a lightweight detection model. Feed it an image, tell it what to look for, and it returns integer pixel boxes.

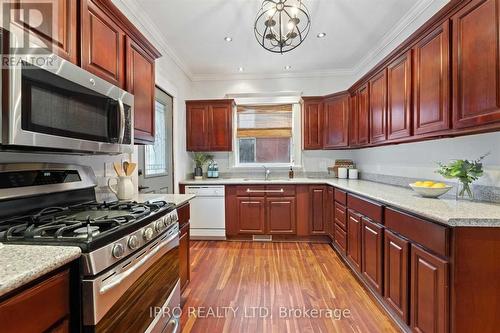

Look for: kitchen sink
[242,178,292,181]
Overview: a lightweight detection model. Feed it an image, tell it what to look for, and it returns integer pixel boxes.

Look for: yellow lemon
[432,183,447,188]
[423,181,435,187]
[414,181,425,187]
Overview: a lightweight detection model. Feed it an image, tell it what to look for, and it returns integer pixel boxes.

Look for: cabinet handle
[246,189,284,193]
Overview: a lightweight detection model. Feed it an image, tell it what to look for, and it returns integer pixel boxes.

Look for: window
[144,96,167,176]
[236,104,294,166]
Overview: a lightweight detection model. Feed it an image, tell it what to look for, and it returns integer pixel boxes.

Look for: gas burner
[74,225,100,238]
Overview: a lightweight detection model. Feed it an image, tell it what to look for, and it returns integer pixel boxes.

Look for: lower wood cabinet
[384,229,410,324]
[178,204,191,291]
[309,186,327,235]
[267,197,296,235]
[236,197,266,234]
[361,218,383,295]
[410,244,449,333]
[326,186,335,240]
[0,269,71,333]
[346,209,362,272]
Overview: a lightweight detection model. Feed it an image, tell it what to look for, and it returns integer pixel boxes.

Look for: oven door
[2,32,134,154]
[82,226,180,333]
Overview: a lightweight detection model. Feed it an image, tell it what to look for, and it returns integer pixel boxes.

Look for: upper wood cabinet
[413,21,451,136]
[357,83,370,145]
[81,0,125,88]
[452,0,500,130]
[387,51,412,140]
[324,94,349,148]
[302,97,324,150]
[186,100,233,152]
[369,70,388,143]
[12,0,78,64]
[126,37,156,144]
[349,94,359,147]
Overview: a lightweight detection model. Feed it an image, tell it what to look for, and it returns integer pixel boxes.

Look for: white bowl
[409,183,453,198]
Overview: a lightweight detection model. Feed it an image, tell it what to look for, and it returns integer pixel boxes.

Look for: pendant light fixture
[254,0,311,54]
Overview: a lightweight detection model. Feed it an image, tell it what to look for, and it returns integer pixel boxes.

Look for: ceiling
[123,0,449,80]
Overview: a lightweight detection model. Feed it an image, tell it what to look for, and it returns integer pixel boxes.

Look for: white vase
[108,176,135,200]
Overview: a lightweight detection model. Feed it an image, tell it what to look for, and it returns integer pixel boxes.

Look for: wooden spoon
[123,161,130,175]
[113,162,124,176]
[126,163,137,176]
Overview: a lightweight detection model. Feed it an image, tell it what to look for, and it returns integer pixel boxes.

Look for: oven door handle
[118,99,126,144]
[99,230,178,294]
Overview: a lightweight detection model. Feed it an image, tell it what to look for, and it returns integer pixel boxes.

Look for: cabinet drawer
[266,185,296,197]
[236,185,266,196]
[334,224,347,254]
[334,188,347,205]
[177,203,190,228]
[334,202,347,230]
[385,208,449,257]
[0,270,70,333]
[347,194,383,223]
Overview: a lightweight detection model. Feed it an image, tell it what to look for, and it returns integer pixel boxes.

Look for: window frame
[233,102,302,168]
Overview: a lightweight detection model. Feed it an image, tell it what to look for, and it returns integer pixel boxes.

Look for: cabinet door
[209,103,233,151]
[349,94,358,147]
[81,0,125,87]
[347,210,362,272]
[357,83,370,144]
[267,197,296,235]
[309,186,327,235]
[126,37,155,143]
[384,229,410,324]
[237,197,265,234]
[186,103,209,151]
[12,0,78,64]
[413,21,450,136]
[179,223,190,291]
[324,95,349,148]
[387,51,412,140]
[452,0,500,129]
[411,245,449,333]
[327,186,335,240]
[369,70,388,143]
[303,99,324,149]
[361,218,383,295]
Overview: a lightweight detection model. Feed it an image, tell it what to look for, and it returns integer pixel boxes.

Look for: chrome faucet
[263,166,270,181]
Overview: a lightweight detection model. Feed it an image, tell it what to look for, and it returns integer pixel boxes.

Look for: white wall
[353,132,500,187]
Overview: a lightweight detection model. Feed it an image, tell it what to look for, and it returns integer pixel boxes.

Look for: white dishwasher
[184,185,226,240]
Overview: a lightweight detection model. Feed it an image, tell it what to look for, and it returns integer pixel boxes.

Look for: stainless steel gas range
[0,163,181,333]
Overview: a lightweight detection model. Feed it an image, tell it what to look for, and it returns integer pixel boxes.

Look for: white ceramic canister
[337,167,348,179]
[349,169,359,179]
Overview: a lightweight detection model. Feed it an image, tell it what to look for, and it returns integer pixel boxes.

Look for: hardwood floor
[180,241,400,333]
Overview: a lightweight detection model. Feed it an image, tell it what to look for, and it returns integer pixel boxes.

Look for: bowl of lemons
[409,181,452,198]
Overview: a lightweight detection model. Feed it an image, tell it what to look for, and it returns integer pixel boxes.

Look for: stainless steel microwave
[0,30,134,154]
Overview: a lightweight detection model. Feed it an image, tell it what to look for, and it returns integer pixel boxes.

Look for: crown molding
[352,0,440,79]
[114,0,444,83]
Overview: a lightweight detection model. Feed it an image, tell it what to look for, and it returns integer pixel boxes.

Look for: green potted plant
[192,153,213,180]
[436,153,488,200]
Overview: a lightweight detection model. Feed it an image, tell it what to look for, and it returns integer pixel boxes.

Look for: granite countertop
[132,193,195,207]
[180,178,500,227]
[0,244,81,297]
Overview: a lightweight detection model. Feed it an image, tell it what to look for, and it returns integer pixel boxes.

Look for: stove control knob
[155,220,164,232]
[128,235,139,250]
[143,227,154,241]
[112,244,125,259]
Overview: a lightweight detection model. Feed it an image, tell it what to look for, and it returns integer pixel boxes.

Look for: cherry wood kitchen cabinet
[413,21,451,136]
[410,244,449,333]
[126,37,156,143]
[0,269,71,333]
[346,209,362,272]
[186,100,233,151]
[357,83,370,145]
[383,229,410,324]
[326,186,335,240]
[81,0,126,88]
[11,0,78,64]
[387,51,412,141]
[267,197,297,235]
[349,94,359,147]
[361,218,383,295]
[302,97,324,150]
[309,186,327,235]
[323,93,349,148]
[369,69,388,143]
[236,197,266,234]
[178,204,191,292]
[452,0,500,131]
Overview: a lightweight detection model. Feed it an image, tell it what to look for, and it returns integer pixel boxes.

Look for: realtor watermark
[2,1,59,68]
[150,306,352,320]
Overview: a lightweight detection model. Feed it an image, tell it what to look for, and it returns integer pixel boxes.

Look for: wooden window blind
[237,104,293,138]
